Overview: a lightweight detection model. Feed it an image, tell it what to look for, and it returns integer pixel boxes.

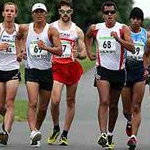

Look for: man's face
[2,4,17,22]
[102,6,117,25]
[32,9,47,23]
[59,5,73,22]
[130,17,142,29]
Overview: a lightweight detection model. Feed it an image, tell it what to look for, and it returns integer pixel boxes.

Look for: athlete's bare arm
[85,24,96,61]
[111,25,135,53]
[15,24,28,61]
[38,26,62,56]
[143,38,150,69]
[76,26,86,59]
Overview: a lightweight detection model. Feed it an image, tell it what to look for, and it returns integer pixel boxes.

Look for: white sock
[131,135,137,140]
[107,131,113,136]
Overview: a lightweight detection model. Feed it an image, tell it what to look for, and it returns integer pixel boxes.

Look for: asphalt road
[1,68,150,150]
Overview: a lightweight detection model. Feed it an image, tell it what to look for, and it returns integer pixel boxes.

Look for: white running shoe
[30,130,41,147]
[30,140,41,148]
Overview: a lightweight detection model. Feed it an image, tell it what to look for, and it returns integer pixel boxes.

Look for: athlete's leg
[108,88,121,133]
[96,79,110,147]
[4,80,19,133]
[50,80,64,127]
[0,83,6,116]
[131,81,145,136]
[63,82,78,132]
[121,87,132,122]
[127,81,145,149]
[96,80,110,133]
[35,89,51,130]
[26,81,39,131]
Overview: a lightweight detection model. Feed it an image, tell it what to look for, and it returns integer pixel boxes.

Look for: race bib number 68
[98,37,116,53]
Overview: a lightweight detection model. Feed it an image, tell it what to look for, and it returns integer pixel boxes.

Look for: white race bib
[61,40,72,58]
[98,37,116,53]
[29,41,47,58]
[3,41,16,54]
[127,42,144,61]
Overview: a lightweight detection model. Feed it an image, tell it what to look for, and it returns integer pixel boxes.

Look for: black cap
[129,7,144,21]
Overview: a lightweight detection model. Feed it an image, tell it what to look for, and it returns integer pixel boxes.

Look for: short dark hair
[129,7,144,21]
[3,2,18,14]
[101,1,117,13]
[58,0,73,9]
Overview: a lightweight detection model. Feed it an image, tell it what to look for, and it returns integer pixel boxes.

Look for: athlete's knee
[38,105,48,113]
[5,100,14,110]
[100,99,109,107]
[51,98,60,106]
[132,103,141,113]
[66,97,75,108]
[109,102,118,112]
[28,100,37,109]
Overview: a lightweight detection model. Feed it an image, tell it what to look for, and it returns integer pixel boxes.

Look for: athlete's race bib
[29,41,47,59]
[98,37,116,53]
[3,41,16,54]
[60,40,72,58]
[127,42,144,61]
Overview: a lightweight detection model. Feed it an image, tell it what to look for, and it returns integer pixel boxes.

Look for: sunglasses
[103,10,116,15]
[59,9,73,14]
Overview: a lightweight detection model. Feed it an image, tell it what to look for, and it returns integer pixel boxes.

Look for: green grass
[0,57,95,122]
[80,57,95,72]
[14,100,28,121]
[0,100,28,122]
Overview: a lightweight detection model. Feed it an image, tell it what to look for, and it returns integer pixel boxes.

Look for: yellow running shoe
[108,135,115,150]
[47,130,60,144]
[108,142,115,150]
[59,135,69,146]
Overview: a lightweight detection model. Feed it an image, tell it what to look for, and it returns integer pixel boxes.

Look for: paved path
[1,68,150,150]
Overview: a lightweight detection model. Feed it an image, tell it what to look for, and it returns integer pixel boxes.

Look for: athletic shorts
[0,69,21,82]
[52,61,83,86]
[95,66,125,91]
[25,68,53,91]
[125,67,145,87]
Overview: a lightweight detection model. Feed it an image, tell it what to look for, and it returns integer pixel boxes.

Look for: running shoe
[47,129,60,144]
[108,135,115,149]
[0,131,8,145]
[30,140,41,148]
[0,123,8,145]
[127,136,137,149]
[59,135,69,146]
[98,133,108,148]
[30,130,41,147]
[126,122,132,137]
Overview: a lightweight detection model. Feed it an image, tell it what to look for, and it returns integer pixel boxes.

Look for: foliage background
[0,0,135,30]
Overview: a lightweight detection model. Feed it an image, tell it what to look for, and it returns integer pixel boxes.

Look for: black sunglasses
[103,10,116,15]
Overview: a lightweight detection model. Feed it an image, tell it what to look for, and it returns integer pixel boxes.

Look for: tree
[0,0,134,30]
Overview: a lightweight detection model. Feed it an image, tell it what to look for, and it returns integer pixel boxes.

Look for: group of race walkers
[0,0,150,150]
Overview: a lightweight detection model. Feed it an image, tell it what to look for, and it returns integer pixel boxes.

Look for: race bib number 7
[61,40,72,58]
[98,37,116,53]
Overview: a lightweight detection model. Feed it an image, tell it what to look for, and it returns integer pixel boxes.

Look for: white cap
[32,3,47,12]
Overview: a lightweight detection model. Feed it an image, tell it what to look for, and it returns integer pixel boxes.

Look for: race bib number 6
[30,41,47,58]
[127,42,144,61]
